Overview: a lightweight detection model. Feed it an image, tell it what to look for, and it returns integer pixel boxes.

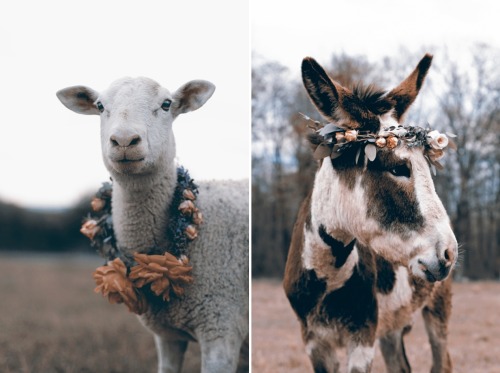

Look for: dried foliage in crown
[303,113,457,175]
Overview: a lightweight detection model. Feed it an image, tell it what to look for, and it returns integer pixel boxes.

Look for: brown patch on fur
[363,150,424,233]
[387,54,433,121]
[283,191,315,306]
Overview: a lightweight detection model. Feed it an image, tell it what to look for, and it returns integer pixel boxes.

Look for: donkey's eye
[96,101,104,113]
[389,164,411,178]
[161,99,172,112]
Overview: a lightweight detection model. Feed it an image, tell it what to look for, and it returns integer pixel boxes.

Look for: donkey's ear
[56,86,100,115]
[387,54,433,122]
[302,57,344,122]
[172,80,215,117]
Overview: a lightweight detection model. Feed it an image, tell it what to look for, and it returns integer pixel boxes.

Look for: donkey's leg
[346,341,375,373]
[199,332,244,373]
[379,325,412,373]
[153,335,188,373]
[304,334,340,373]
[421,279,453,373]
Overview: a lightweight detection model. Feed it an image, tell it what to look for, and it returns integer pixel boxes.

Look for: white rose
[427,130,449,149]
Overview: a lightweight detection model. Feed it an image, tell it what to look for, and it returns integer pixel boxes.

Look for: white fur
[377,266,412,312]
[347,345,375,372]
[378,110,400,131]
[57,77,248,373]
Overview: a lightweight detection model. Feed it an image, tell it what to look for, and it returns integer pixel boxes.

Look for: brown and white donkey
[283,54,458,373]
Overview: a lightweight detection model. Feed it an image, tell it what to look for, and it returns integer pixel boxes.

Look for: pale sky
[252,0,500,72]
[0,0,250,208]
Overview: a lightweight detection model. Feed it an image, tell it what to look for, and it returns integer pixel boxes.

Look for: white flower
[344,130,358,142]
[427,130,449,150]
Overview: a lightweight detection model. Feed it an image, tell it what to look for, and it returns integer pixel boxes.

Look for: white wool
[57,77,248,373]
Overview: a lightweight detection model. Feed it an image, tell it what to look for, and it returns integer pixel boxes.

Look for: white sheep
[57,77,249,373]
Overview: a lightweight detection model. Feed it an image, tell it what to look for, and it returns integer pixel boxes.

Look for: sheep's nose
[110,134,142,147]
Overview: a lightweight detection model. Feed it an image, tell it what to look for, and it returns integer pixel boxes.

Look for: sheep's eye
[96,101,104,113]
[389,164,411,178]
[161,99,172,112]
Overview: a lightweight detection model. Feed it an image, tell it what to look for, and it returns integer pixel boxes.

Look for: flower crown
[302,113,456,175]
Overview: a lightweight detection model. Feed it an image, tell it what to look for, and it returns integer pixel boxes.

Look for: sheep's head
[57,77,215,178]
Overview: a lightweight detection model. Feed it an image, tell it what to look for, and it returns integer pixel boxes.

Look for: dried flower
[427,148,444,162]
[185,225,198,240]
[130,252,193,301]
[375,137,387,148]
[335,132,345,142]
[93,258,147,314]
[179,200,196,215]
[80,219,100,240]
[386,136,399,149]
[91,197,105,212]
[192,209,203,225]
[344,130,358,142]
[427,130,449,150]
[182,189,196,201]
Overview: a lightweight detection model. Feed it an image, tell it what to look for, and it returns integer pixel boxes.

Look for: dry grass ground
[252,279,500,373]
[0,253,248,373]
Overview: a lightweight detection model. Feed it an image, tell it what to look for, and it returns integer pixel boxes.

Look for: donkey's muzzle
[418,258,452,282]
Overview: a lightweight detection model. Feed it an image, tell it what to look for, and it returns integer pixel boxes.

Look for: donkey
[283,54,458,373]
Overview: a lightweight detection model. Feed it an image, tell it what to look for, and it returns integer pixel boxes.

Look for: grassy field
[0,253,248,373]
[252,279,500,373]
[2,254,498,373]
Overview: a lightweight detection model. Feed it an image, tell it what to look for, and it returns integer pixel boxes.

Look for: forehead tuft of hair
[351,84,394,117]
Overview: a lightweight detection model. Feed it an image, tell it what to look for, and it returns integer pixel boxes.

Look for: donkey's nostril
[443,247,455,266]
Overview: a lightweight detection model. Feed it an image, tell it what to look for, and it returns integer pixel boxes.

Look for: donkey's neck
[111,164,177,256]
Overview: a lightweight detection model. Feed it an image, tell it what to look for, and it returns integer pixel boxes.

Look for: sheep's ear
[56,86,100,115]
[172,80,215,116]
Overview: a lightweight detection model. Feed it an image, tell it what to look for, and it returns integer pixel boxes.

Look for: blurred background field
[0,253,248,373]
[252,279,500,373]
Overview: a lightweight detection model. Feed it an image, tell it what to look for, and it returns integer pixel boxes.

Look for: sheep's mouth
[116,158,145,164]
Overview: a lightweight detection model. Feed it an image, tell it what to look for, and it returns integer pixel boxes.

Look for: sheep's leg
[379,325,412,373]
[304,334,340,373]
[421,279,452,373]
[153,335,188,373]
[199,334,243,373]
[346,342,375,373]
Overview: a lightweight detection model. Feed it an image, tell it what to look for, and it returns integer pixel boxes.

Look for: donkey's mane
[306,83,391,163]
[351,84,393,116]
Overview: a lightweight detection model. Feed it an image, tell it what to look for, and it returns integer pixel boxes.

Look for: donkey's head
[302,54,457,282]
[57,77,215,180]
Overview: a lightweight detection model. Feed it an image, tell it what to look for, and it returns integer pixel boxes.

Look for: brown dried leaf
[130,252,194,302]
[93,258,148,315]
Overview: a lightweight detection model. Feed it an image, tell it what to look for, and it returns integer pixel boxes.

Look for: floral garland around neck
[80,166,202,315]
[302,113,457,175]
